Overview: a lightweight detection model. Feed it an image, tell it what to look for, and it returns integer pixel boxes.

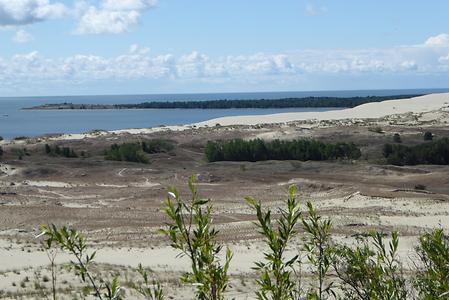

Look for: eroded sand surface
[1,93,449,298]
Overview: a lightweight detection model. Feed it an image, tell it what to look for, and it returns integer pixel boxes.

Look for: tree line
[205,138,362,162]
[383,137,449,166]
[28,95,421,110]
[116,95,420,109]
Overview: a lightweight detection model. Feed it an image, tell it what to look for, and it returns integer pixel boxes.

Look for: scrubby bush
[45,144,78,158]
[0,136,3,141]
[0,146,3,158]
[105,139,174,163]
[105,143,149,163]
[383,138,449,166]
[141,139,174,154]
[424,131,433,141]
[334,232,408,299]
[246,185,303,299]
[161,176,232,300]
[393,133,402,143]
[205,138,361,162]
[414,228,449,299]
[368,127,384,134]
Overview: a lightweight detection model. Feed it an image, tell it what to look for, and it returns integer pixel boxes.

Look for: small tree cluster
[205,139,361,162]
[105,143,149,163]
[45,144,78,158]
[105,140,174,163]
[383,137,449,166]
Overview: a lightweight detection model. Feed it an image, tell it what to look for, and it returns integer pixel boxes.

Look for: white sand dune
[196,93,449,126]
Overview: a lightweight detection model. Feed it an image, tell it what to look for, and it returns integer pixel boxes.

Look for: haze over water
[1,88,448,140]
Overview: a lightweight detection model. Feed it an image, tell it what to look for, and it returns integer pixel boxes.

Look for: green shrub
[39,224,123,300]
[414,228,449,299]
[424,131,433,141]
[368,127,384,134]
[45,144,78,158]
[0,146,3,158]
[161,176,232,300]
[393,133,402,143]
[105,143,149,163]
[334,232,408,299]
[383,138,449,165]
[205,138,361,162]
[302,201,336,299]
[246,185,303,299]
[141,139,174,154]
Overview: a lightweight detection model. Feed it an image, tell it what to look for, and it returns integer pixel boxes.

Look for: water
[0,88,448,140]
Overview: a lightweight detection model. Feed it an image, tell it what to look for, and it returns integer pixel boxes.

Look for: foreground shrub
[39,224,123,299]
[205,138,361,162]
[246,185,302,299]
[334,232,407,300]
[160,177,232,300]
[383,137,449,165]
[414,228,449,299]
[302,202,335,299]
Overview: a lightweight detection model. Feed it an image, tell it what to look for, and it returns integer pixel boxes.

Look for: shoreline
[2,93,449,143]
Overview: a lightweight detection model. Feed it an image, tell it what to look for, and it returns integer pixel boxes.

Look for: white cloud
[305,3,327,16]
[75,0,157,34]
[13,29,33,43]
[0,0,67,26]
[424,33,449,47]
[2,34,449,92]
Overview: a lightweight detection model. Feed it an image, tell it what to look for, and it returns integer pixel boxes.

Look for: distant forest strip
[205,138,361,162]
[25,94,422,110]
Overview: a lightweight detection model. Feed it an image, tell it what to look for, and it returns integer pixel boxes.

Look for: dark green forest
[116,95,420,109]
[205,138,361,162]
[383,138,449,166]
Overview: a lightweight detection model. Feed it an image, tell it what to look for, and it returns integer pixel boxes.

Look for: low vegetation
[35,179,449,299]
[424,131,433,141]
[45,144,78,158]
[104,139,174,163]
[205,138,361,162]
[383,137,449,166]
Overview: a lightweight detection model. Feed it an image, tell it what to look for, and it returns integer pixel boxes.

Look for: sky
[1,0,449,96]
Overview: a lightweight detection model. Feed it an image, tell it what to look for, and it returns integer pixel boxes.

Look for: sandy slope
[196,93,449,126]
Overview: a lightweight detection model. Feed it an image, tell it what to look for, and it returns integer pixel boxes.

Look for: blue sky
[1,0,449,96]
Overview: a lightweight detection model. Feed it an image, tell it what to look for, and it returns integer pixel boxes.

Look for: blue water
[0,88,448,140]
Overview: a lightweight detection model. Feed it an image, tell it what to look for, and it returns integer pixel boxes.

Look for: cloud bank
[1,34,449,94]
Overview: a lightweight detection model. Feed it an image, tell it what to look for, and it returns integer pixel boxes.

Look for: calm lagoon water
[0,89,447,140]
